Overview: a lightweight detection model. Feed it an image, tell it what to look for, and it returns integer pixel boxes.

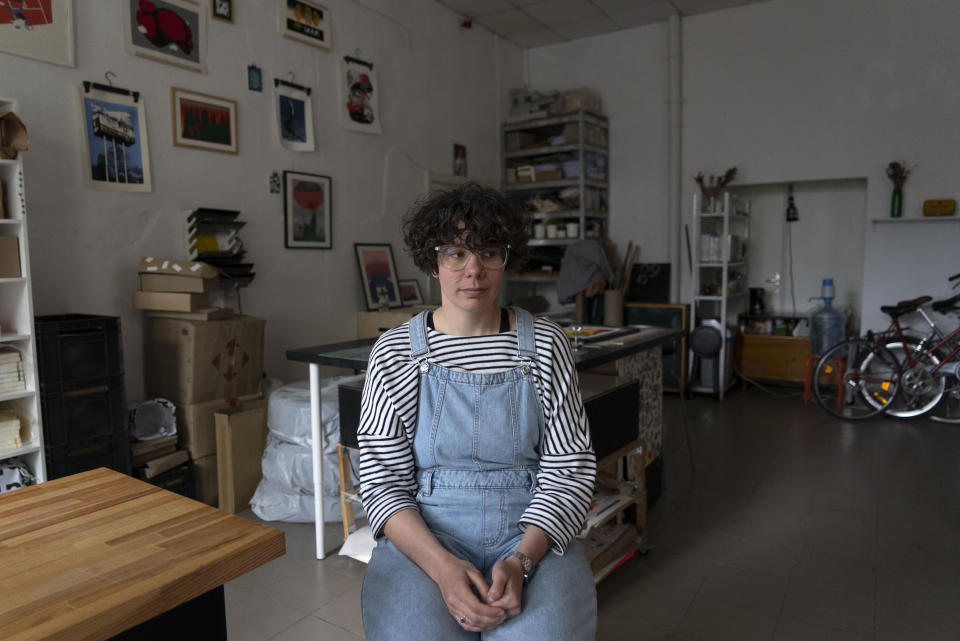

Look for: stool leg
[337,444,355,542]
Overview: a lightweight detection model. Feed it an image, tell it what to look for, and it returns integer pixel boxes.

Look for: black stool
[690,326,724,398]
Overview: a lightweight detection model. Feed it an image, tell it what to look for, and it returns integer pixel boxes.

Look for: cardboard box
[140,273,220,293]
[139,256,218,279]
[145,307,234,321]
[215,403,268,514]
[134,290,209,312]
[193,454,219,506]
[176,393,264,460]
[0,236,21,278]
[145,315,265,404]
[535,169,564,182]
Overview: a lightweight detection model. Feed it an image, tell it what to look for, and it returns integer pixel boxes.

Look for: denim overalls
[362,309,597,641]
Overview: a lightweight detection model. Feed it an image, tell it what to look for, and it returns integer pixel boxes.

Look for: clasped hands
[437,554,525,632]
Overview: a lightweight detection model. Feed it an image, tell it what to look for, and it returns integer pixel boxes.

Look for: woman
[359,183,597,640]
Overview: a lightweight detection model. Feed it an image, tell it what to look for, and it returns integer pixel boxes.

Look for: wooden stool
[803,354,820,404]
[337,443,362,541]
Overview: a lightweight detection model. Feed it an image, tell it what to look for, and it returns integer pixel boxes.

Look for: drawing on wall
[275,82,314,151]
[338,56,381,135]
[0,0,75,67]
[283,171,331,249]
[247,64,262,91]
[79,84,151,192]
[355,243,401,310]
[124,0,205,73]
[278,0,329,50]
[211,0,232,22]
[171,86,238,153]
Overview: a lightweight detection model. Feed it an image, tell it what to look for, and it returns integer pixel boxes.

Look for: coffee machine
[749,287,765,315]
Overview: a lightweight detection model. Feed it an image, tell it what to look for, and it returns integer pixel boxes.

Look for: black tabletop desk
[287,326,683,559]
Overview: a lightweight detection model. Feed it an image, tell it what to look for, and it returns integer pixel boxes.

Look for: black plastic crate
[144,461,195,499]
[45,433,131,479]
[35,314,124,388]
[41,374,127,448]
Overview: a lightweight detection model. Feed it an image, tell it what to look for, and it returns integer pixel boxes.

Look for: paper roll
[603,289,623,327]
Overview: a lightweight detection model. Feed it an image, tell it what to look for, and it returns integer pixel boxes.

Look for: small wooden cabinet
[735,313,810,384]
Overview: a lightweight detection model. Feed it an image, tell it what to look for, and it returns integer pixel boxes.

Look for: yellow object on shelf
[923,199,956,216]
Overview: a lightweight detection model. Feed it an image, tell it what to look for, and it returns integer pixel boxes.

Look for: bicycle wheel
[881,341,945,418]
[929,387,960,423]
[813,338,900,420]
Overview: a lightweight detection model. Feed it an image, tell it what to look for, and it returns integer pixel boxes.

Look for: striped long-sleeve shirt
[357,315,597,555]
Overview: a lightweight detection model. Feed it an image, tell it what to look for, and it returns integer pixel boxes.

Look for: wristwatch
[507,550,537,583]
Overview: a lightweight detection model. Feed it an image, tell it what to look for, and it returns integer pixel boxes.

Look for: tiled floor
[226,387,960,640]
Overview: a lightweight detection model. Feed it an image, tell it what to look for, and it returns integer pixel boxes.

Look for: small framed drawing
[283,171,331,249]
[279,0,330,50]
[171,87,238,154]
[275,82,314,151]
[355,243,402,311]
[398,280,424,306]
[79,85,151,192]
[124,0,206,73]
[0,0,75,67]
[211,0,233,22]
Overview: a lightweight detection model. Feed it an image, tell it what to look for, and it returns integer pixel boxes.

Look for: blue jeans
[361,309,597,640]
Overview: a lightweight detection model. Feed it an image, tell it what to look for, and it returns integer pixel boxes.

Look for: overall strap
[408,310,431,361]
[514,307,538,361]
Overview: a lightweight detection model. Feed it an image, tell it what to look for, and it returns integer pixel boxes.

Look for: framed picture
[0,0,75,67]
[171,87,238,154]
[211,0,232,22]
[124,0,205,73]
[275,82,314,151]
[398,280,424,306]
[283,171,331,249]
[338,56,381,135]
[79,85,151,192]
[279,0,330,50]
[355,243,402,311]
[453,144,466,176]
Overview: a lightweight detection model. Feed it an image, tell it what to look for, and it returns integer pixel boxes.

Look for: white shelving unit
[690,191,749,399]
[0,97,45,483]
[501,112,609,309]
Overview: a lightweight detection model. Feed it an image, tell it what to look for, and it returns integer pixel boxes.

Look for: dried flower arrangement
[694,167,738,198]
[886,161,910,190]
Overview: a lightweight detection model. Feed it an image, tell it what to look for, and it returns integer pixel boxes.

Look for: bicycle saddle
[932,293,960,313]
[881,295,932,317]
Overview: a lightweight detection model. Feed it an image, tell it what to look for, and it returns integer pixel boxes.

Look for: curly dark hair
[402,182,531,274]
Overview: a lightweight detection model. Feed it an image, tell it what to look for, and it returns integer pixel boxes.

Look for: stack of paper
[0,347,25,395]
[0,410,22,450]
[134,256,226,315]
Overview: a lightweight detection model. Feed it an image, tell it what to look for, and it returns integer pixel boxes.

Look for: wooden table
[0,468,285,641]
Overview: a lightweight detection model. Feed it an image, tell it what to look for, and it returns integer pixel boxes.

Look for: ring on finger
[458,615,467,624]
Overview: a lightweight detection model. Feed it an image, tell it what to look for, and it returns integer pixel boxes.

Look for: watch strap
[507,550,536,583]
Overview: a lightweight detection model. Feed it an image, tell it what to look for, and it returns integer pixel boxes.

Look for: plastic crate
[35,314,124,388]
[45,433,131,479]
[40,374,126,448]
[144,461,195,499]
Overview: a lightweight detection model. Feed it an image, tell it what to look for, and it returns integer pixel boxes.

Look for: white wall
[528,0,960,333]
[1,0,523,400]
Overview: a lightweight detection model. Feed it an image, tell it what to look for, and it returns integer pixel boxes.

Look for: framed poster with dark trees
[355,243,402,310]
[170,87,238,153]
[283,171,331,249]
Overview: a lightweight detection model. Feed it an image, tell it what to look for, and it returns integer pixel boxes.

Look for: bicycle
[812,276,960,421]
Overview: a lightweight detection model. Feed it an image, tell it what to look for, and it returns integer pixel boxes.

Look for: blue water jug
[809,278,845,355]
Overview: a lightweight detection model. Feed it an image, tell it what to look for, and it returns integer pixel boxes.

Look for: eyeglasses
[434,245,510,271]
